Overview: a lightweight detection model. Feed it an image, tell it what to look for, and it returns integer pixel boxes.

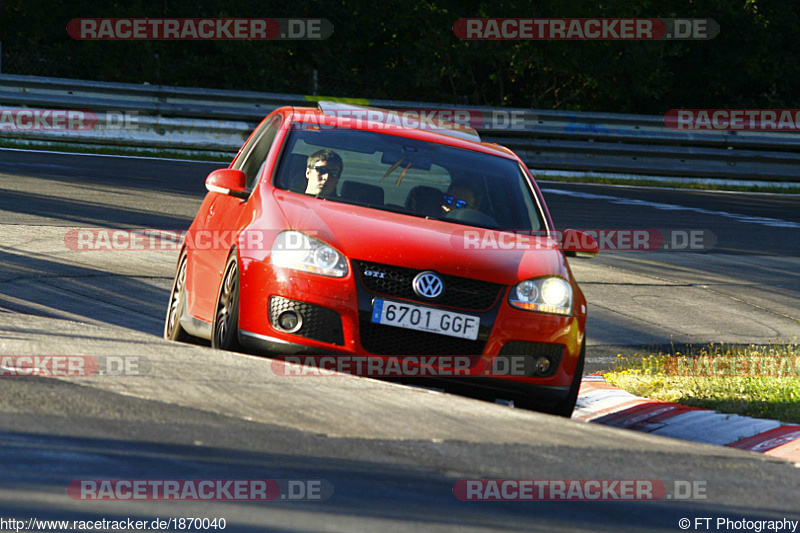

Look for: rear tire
[164,252,191,342]
[212,252,243,352]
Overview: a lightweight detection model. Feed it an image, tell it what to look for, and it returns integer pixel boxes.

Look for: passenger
[305,149,343,197]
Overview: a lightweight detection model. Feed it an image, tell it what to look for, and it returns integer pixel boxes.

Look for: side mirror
[560,229,599,258]
[205,169,248,199]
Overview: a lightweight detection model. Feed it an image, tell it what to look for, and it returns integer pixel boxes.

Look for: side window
[235,116,282,190]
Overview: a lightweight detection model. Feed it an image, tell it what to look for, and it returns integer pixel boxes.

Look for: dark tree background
[0,0,797,113]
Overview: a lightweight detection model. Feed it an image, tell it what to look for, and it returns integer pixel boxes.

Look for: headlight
[509,277,572,315]
[270,231,348,278]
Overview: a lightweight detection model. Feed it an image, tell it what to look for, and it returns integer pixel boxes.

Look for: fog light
[534,356,551,374]
[278,310,302,333]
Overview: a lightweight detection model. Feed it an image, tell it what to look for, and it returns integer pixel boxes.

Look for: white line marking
[533,169,800,192]
[537,179,800,197]
[543,188,800,229]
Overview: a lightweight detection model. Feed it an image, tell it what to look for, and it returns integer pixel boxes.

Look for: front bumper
[237,259,585,388]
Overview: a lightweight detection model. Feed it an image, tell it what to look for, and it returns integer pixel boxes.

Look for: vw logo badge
[413,271,444,299]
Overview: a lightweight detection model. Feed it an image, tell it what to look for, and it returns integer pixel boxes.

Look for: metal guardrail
[1,73,799,181]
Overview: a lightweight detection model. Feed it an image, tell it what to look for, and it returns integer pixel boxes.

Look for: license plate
[371,299,480,340]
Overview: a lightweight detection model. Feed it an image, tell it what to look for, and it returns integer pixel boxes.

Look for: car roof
[282,106,520,161]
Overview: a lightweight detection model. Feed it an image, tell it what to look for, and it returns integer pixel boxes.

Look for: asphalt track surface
[0,149,798,532]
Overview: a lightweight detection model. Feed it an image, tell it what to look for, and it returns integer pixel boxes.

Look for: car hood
[273,191,568,285]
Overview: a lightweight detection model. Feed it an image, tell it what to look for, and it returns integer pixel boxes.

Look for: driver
[305,149,343,197]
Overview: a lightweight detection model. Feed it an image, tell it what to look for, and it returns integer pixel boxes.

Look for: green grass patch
[605,343,800,424]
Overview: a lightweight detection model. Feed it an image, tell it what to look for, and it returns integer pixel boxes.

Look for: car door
[188,115,283,322]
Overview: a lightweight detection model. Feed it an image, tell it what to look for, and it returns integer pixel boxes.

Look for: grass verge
[604,343,800,424]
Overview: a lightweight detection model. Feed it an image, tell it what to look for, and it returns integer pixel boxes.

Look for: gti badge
[413,271,444,299]
[364,269,385,279]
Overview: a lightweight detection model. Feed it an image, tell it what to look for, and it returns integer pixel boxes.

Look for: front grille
[497,341,564,377]
[269,296,344,346]
[359,318,486,356]
[354,260,503,311]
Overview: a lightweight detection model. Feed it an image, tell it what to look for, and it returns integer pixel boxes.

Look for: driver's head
[305,150,343,197]
[442,183,477,213]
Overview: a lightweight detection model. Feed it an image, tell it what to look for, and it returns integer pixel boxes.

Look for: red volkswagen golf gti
[164,103,597,416]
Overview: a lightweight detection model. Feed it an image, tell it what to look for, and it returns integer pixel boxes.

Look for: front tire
[212,252,243,351]
[516,342,586,417]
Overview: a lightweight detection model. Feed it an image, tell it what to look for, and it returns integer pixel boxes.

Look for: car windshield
[274,125,545,231]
